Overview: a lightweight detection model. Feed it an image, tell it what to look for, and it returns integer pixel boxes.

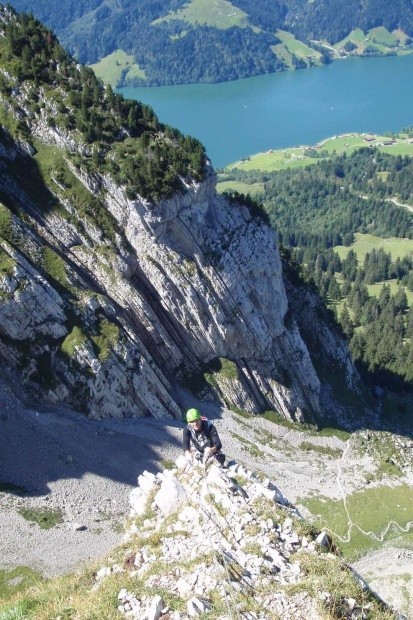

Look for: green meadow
[334,233,413,263]
[90,50,146,87]
[217,180,264,195]
[334,25,411,54]
[153,0,248,30]
[222,132,413,175]
[302,483,413,560]
[332,234,413,304]
[273,30,322,69]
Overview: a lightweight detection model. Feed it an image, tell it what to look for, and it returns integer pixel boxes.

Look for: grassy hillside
[90,50,146,88]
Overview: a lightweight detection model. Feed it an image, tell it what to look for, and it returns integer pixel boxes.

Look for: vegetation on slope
[6,0,413,86]
[221,143,413,394]
[0,6,206,202]
[221,147,413,248]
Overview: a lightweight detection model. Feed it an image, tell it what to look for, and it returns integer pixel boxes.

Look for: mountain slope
[0,6,369,424]
[5,0,413,86]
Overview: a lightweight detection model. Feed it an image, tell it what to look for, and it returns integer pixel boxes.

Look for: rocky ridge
[92,456,401,620]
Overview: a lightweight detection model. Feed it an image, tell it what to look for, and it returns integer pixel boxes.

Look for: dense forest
[0,7,206,202]
[222,149,413,248]
[223,148,413,391]
[7,0,413,85]
[294,245,413,388]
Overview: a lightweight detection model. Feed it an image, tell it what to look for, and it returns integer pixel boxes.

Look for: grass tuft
[18,507,63,530]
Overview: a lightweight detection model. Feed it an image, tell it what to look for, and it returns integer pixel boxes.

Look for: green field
[153,0,248,29]
[225,148,319,172]
[334,233,413,263]
[224,133,413,173]
[302,483,413,560]
[273,30,322,68]
[217,180,264,195]
[336,28,366,49]
[333,233,413,304]
[369,26,399,47]
[90,50,146,87]
[380,142,413,156]
[276,30,322,59]
[335,26,410,54]
[366,280,413,305]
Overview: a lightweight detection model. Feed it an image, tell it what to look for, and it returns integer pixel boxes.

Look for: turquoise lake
[119,54,413,169]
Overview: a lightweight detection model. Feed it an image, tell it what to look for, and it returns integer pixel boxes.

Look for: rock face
[0,127,365,423]
[94,457,399,620]
[0,8,366,423]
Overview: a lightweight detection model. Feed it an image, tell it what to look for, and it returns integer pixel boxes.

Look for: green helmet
[186,408,201,423]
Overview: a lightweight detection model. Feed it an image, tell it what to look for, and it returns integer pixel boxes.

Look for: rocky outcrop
[92,457,399,619]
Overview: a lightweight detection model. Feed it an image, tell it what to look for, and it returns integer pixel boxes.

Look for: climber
[183,408,225,466]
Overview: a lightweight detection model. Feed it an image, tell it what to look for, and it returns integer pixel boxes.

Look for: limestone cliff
[0,6,367,424]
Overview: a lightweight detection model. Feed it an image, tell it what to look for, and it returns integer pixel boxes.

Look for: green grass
[335,26,408,53]
[369,26,399,47]
[0,246,15,277]
[276,29,322,59]
[216,180,263,195]
[153,0,248,30]
[380,142,413,156]
[0,203,13,243]
[91,318,119,362]
[260,409,302,430]
[0,567,43,601]
[224,132,413,174]
[90,50,146,87]
[226,147,319,172]
[160,459,176,470]
[18,507,63,529]
[61,326,88,358]
[335,28,367,50]
[315,427,351,440]
[331,232,413,303]
[302,484,413,560]
[42,247,70,290]
[366,279,413,305]
[334,233,413,263]
[298,441,343,458]
[273,30,322,68]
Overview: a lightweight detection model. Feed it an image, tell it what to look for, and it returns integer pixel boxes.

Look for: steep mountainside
[0,6,368,424]
[6,0,413,86]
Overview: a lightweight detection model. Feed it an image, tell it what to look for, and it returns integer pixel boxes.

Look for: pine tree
[339,303,354,338]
